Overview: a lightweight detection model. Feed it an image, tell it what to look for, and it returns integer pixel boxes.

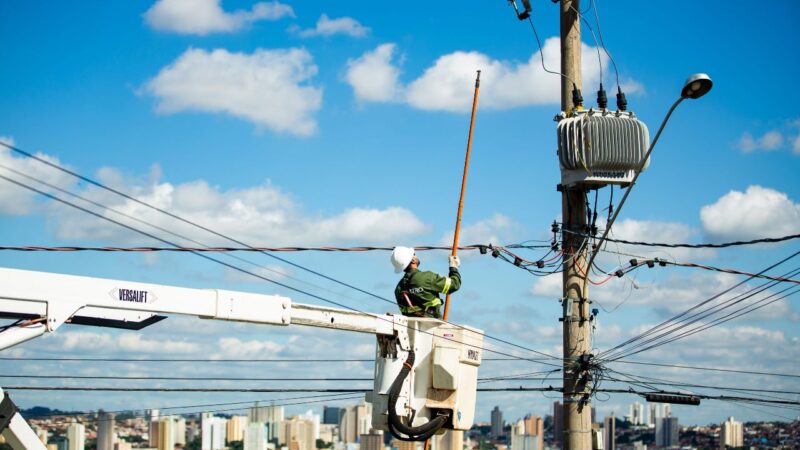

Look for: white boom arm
[0,267,483,449]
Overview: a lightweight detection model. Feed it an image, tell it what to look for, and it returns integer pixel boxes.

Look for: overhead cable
[561,228,800,249]
[0,147,562,364]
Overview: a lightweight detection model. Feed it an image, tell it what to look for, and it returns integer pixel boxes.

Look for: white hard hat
[391,246,415,273]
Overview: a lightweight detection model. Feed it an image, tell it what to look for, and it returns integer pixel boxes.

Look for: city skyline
[1,0,799,427]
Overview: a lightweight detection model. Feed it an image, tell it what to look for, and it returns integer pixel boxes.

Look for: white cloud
[345,44,402,103]
[144,0,294,35]
[793,135,800,155]
[294,14,369,38]
[346,38,628,113]
[603,218,714,261]
[531,269,796,322]
[439,214,524,247]
[225,265,290,284]
[55,331,199,354]
[211,337,283,359]
[700,186,800,241]
[144,48,322,136]
[738,130,785,153]
[0,138,77,216]
[48,167,428,246]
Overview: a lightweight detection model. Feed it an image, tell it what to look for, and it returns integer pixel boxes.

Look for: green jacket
[394,267,461,318]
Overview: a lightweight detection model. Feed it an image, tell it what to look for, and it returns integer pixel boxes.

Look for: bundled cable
[387,351,449,441]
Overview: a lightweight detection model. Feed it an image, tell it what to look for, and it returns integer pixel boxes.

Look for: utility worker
[391,246,461,319]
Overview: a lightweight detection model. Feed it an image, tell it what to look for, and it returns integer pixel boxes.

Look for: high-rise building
[158,417,176,450]
[552,402,564,446]
[244,423,268,450]
[250,404,284,443]
[629,402,644,426]
[299,410,320,440]
[34,427,48,444]
[521,415,543,450]
[720,417,743,449]
[228,416,249,442]
[202,416,228,450]
[603,415,615,450]
[173,417,186,446]
[647,404,657,427]
[490,406,503,440]
[360,430,384,450]
[280,417,315,450]
[97,410,116,450]
[323,407,341,425]
[319,424,336,444]
[149,410,161,448]
[663,404,671,418]
[338,400,372,444]
[655,417,678,448]
[66,422,85,450]
[511,418,541,450]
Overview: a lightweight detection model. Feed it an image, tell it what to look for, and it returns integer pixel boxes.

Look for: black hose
[387,350,450,441]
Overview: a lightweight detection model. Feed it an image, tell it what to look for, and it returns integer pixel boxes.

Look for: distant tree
[228,440,243,450]
[316,439,333,449]
[186,435,201,450]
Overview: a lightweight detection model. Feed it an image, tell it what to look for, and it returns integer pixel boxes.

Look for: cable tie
[514,257,523,267]
[614,269,624,278]
[536,260,545,269]
[646,260,655,268]
[629,258,638,267]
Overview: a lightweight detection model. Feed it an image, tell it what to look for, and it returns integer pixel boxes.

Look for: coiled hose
[387,350,450,441]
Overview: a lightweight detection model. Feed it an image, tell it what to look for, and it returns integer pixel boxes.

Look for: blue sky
[1,0,799,427]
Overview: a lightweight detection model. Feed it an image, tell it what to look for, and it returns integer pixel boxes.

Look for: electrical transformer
[557,110,650,187]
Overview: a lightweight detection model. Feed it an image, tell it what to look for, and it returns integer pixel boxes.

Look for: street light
[584,73,714,280]
[681,73,713,99]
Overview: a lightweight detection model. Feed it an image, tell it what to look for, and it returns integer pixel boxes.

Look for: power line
[597,249,800,359]
[561,228,800,249]
[0,245,488,253]
[0,356,552,363]
[0,148,563,365]
[603,268,800,361]
[608,360,800,379]
[0,171,562,367]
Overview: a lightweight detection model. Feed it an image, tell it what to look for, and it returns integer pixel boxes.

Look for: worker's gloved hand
[449,255,461,269]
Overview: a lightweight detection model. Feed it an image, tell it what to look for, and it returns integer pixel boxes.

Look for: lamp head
[681,73,713,99]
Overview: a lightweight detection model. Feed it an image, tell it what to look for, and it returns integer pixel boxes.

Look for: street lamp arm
[583,96,685,280]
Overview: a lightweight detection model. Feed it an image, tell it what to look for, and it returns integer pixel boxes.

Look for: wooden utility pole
[560,1,592,449]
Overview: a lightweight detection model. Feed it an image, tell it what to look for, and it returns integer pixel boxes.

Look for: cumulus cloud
[531,269,796,322]
[738,130,784,153]
[211,337,283,359]
[48,167,428,246]
[603,218,715,261]
[345,38,631,112]
[700,186,800,241]
[56,331,199,354]
[794,135,800,155]
[293,14,369,38]
[0,137,77,216]
[144,48,322,136]
[144,0,294,35]
[345,44,402,103]
[439,214,524,247]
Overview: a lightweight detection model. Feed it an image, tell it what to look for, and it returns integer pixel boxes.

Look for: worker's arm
[424,268,461,295]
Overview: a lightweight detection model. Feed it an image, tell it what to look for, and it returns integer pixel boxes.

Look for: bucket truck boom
[0,267,483,448]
